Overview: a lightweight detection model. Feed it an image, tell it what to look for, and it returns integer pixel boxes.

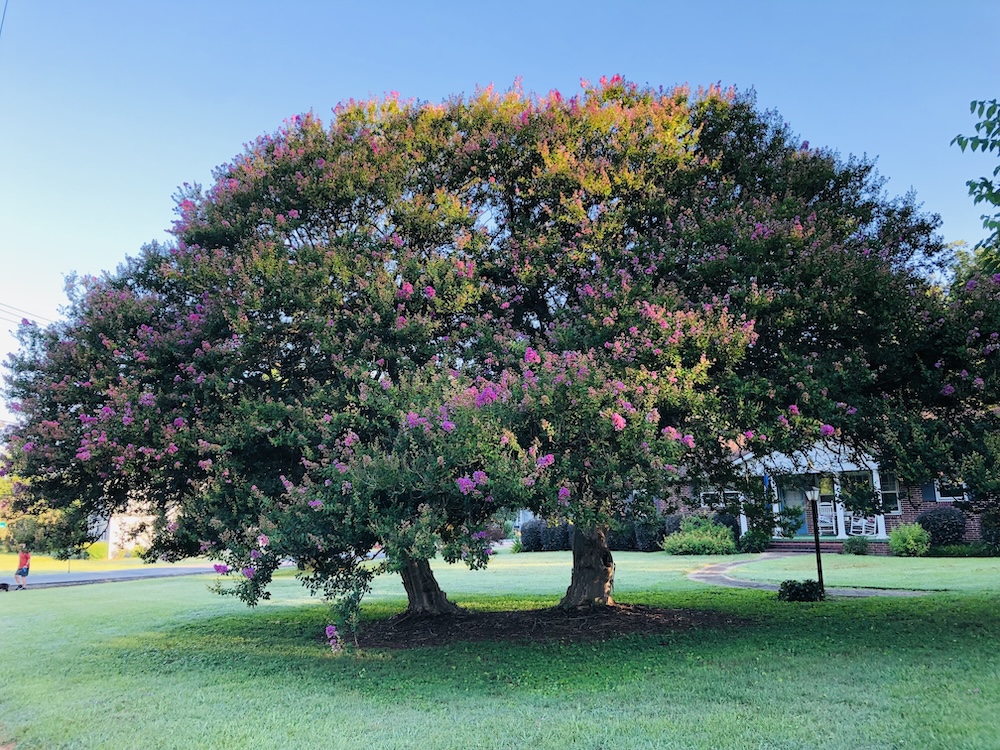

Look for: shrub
[606,520,636,551]
[663,513,684,537]
[737,528,771,553]
[634,518,666,552]
[888,523,931,557]
[982,516,1000,549]
[915,506,967,546]
[509,539,524,554]
[519,519,544,552]
[842,536,870,555]
[777,579,825,602]
[475,523,506,543]
[86,542,109,560]
[927,541,997,557]
[542,521,572,551]
[660,515,737,555]
[712,512,740,541]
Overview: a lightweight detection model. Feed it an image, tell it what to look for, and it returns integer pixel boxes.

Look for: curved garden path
[688,554,927,597]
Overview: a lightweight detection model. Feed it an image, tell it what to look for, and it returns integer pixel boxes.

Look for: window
[699,489,741,509]
[935,481,965,503]
[878,473,901,514]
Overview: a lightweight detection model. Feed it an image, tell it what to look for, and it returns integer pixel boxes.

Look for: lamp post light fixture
[805,485,825,592]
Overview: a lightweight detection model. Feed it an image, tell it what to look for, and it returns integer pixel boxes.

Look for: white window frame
[699,489,741,509]
[934,480,966,503]
[877,473,902,515]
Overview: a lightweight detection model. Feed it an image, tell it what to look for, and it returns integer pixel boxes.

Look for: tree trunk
[398,557,463,616]
[559,524,615,608]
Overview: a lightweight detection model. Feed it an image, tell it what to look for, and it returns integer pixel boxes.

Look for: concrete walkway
[688,554,927,597]
[2,564,218,591]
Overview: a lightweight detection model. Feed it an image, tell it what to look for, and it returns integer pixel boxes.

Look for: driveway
[4,563,218,590]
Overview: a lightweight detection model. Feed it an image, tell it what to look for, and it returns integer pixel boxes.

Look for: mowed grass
[0,550,998,749]
[730,553,1000,593]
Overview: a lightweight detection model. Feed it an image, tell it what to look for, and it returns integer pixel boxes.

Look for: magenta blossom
[456,476,476,495]
[524,347,541,364]
[611,412,627,431]
[819,424,836,437]
[536,454,554,468]
[242,567,255,579]
[213,563,229,574]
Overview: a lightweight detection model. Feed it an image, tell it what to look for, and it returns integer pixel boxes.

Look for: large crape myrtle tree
[4,77,979,616]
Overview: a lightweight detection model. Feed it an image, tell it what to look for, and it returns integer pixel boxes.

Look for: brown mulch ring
[356,604,750,649]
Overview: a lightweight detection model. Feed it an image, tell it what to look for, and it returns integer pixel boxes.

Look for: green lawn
[1,550,999,749]
[731,553,1000,592]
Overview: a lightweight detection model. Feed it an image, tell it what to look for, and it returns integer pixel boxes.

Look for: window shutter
[920,482,937,503]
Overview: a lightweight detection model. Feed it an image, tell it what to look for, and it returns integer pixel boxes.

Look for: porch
[766,538,891,555]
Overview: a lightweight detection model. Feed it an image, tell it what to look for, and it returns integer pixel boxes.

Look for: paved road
[2,564,219,590]
[688,554,927,597]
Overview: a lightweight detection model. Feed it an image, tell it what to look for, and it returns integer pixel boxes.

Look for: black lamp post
[806,486,825,592]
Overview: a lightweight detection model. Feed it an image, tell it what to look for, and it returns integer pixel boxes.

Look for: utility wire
[0,0,9,46]
[0,301,56,323]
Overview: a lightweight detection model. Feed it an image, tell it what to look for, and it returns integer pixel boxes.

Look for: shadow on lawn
[97,589,1000,699]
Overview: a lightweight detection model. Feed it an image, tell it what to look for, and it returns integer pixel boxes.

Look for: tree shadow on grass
[97,589,1000,702]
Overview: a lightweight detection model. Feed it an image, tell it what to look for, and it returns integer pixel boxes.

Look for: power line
[0,0,9,46]
[0,301,56,324]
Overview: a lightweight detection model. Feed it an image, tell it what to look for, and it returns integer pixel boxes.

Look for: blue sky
[0,0,997,420]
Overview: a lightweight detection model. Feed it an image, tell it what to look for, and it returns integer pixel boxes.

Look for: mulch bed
[356,603,750,649]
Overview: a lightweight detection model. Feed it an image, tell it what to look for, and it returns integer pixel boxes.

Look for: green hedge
[660,515,736,555]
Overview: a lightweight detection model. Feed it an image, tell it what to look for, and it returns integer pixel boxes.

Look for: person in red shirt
[14,545,30,590]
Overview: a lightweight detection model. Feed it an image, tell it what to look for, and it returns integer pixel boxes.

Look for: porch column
[835,501,849,539]
[738,512,749,536]
[875,514,887,539]
[772,501,781,537]
[871,468,889,539]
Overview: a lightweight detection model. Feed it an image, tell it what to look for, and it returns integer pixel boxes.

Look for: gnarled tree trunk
[559,524,615,608]
[399,557,462,616]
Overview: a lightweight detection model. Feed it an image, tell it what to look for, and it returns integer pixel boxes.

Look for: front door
[778,483,809,535]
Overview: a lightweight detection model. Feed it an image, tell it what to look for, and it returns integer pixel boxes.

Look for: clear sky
[1,0,997,421]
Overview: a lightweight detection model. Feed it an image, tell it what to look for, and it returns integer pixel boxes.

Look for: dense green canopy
[5,79,998,616]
